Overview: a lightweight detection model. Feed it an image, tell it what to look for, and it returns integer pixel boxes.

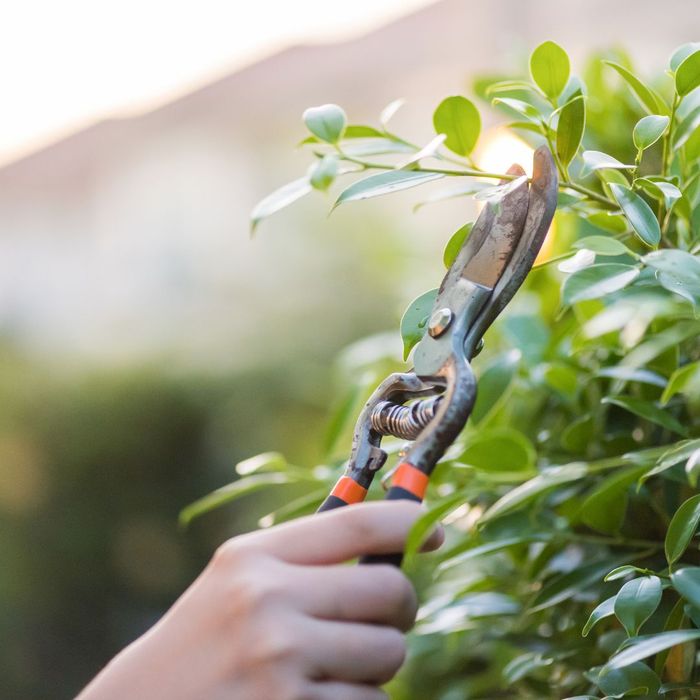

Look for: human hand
[77,501,443,700]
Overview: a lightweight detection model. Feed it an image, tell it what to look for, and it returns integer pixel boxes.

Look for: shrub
[190,42,700,698]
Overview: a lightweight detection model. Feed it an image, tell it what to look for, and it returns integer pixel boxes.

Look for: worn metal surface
[321,146,558,501]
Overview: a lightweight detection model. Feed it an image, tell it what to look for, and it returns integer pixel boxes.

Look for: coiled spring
[370,395,443,440]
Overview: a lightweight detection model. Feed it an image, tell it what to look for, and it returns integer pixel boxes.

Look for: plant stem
[338,152,618,209]
[561,181,618,209]
[661,95,680,179]
[562,533,662,551]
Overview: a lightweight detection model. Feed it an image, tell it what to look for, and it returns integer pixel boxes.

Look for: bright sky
[0,0,435,166]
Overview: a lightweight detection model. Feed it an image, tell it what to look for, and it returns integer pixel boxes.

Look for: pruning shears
[317,145,559,566]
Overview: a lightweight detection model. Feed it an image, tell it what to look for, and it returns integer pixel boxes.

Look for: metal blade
[440,173,530,293]
[463,145,558,356]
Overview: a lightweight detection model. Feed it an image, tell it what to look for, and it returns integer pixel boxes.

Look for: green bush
[192,42,700,698]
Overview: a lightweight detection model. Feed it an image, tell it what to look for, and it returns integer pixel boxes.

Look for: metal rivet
[428,308,453,338]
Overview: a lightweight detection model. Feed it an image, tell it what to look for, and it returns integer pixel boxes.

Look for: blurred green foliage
[206,42,700,697]
[0,346,335,699]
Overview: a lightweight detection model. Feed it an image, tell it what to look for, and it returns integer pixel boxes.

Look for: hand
[77,501,443,700]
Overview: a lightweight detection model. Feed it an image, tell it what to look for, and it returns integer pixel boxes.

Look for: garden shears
[318,145,558,566]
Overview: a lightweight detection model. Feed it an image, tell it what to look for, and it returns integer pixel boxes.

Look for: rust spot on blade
[460,176,529,287]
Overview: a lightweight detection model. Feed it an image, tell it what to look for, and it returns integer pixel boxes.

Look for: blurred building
[0,0,695,370]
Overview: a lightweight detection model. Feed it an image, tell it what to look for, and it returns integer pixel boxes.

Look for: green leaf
[605,630,700,670]
[250,177,312,232]
[484,79,538,97]
[458,428,535,472]
[556,92,586,168]
[674,107,700,148]
[581,150,635,178]
[675,50,700,97]
[671,567,700,609]
[561,414,594,452]
[530,41,570,100]
[179,473,307,527]
[654,597,687,676]
[597,661,661,696]
[470,349,521,424]
[665,495,700,565]
[609,183,661,247]
[643,440,700,482]
[403,491,466,566]
[582,595,616,637]
[442,223,473,268]
[343,125,384,139]
[596,367,667,388]
[605,565,656,582]
[559,249,597,275]
[481,462,589,522]
[662,362,700,404]
[670,43,700,72]
[586,212,629,234]
[621,321,700,370]
[530,558,620,612]
[492,97,542,121]
[581,465,647,534]
[686,449,700,487]
[340,138,414,158]
[635,178,683,211]
[438,534,551,572]
[597,167,631,186]
[562,263,640,305]
[302,104,347,144]
[615,576,662,637]
[396,134,446,169]
[603,61,669,115]
[540,362,580,399]
[602,396,688,437]
[400,288,438,360]
[333,170,444,209]
[235,451,287,475]
[299,125,382,144]
[573,236,635,257]
[502,653,553,684]
[432,96,481,157]
[632,115,670,150]
[308,154,338,191]
[643,249,700,307]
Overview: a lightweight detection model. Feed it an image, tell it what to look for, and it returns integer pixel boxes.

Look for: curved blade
[439,174,530,294]
[464,145,558,355]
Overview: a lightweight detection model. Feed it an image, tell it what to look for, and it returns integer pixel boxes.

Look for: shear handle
[360,356,477,567]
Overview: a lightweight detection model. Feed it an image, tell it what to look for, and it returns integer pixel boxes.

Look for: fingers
[243,501,442,565]
[305,682,388,700]
[289,563,418,632]
[305,619,406,684]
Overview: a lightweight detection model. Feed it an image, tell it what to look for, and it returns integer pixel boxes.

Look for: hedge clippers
[317,145,558,566]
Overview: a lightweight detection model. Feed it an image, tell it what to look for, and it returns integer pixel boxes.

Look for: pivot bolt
[428,308,453,338]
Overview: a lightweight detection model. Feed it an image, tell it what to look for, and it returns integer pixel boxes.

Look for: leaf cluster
[196,41,700,698]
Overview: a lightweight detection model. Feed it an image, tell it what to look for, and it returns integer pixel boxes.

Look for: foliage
[191,41,700,698]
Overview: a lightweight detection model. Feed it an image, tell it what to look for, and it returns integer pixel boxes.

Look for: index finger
[241,501,442,565]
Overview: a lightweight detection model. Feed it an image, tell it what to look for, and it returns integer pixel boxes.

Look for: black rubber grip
[317,494,348,513]
[384,485,422,503]
[358,485,422,567]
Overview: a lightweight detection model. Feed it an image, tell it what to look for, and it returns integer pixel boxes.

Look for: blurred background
[0,0,697,697]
